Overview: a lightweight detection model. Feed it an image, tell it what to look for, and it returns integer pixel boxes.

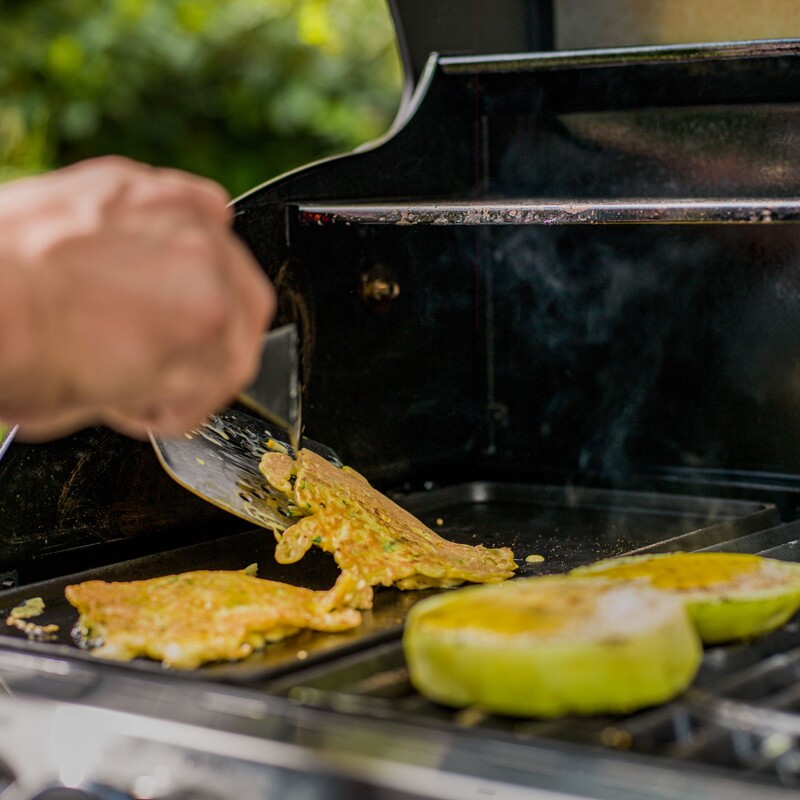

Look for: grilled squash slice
[403,577,702,718]
[570,552,800,644]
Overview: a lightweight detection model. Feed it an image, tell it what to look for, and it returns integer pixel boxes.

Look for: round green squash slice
[570,552,800,645]
[403,577,702,718]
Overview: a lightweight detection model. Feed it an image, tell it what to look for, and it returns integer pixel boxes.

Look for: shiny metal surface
[439,38,800,72]
[238,324,302,449]
[148,409,298,531]
[0,650,794,800]
[149,407,341,533]
[298,199,800,226]
[0,688,589,800]
[0,426,17,464]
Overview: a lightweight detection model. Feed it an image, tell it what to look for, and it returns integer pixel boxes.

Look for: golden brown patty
[259,449,517,609]
[65,568,362,669]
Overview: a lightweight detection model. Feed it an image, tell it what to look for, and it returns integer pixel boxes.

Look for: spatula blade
[150,407,341,531]
[237,323,301,448]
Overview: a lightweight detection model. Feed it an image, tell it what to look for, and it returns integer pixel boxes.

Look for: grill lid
[389,0,554,84]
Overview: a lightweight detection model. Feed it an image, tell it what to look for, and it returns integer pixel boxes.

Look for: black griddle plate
[0,482,776,682]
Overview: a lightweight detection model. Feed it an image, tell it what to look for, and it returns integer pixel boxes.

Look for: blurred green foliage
[0,0,403,195]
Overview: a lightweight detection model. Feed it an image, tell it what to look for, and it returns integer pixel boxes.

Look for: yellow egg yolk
[588,553,764,590]
[417,583,611,636]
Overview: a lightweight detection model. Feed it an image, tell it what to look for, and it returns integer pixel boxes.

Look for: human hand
[0,156,276,440]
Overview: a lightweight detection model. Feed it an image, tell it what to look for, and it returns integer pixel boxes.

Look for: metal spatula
[0,423,18,463]
[149,324,341,530]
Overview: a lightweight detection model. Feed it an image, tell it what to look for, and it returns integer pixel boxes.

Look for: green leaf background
[0,0,403,196]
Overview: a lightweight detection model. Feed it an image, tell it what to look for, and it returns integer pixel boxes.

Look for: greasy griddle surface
[0,482,775,682]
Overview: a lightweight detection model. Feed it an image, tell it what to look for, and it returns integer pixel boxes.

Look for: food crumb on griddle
[5,597,59,640]
[601,727,633,750]
[454,706,488,728]
[8,597,45,619]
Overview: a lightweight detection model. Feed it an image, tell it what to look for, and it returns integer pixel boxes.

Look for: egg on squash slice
[570,552,800,644]
[403,577,702,718]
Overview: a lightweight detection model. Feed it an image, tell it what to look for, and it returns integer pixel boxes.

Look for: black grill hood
[389,0,554,84]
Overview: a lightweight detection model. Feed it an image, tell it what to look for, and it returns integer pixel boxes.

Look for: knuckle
[150,173,230,221]
[197,177,230,207]
[128,181,190,216]
[116,173,209,220]
[154,178,197,207]
[79,154,139,176]
[171,225,220,259]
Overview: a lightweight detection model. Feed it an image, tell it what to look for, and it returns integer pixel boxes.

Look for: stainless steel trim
[298,199,800,225]
[439,38,800,74]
